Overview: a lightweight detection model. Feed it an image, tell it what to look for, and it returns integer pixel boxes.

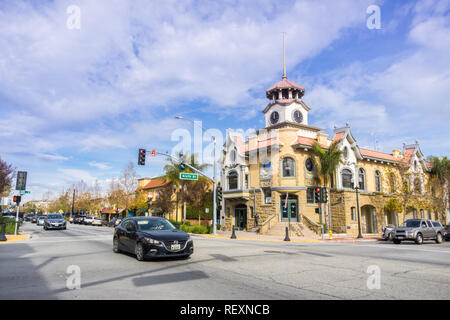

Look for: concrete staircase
[265,221,319,239]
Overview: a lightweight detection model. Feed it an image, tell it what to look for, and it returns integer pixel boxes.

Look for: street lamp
[351,176,363,239]
[175,116,218,235]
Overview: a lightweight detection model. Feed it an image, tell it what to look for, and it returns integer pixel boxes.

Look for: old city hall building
[220,69,447,237]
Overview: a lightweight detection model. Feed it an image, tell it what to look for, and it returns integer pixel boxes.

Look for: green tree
[428,156,450,222]
[0,156,15,197]
[312,141,343,232]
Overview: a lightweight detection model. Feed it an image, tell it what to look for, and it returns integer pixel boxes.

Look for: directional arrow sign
[179,173,198,181]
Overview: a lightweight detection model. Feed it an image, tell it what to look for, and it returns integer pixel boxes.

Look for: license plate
[171,244,181,251]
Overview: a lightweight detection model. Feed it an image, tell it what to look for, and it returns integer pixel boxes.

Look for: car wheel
[393,239,401,244]
[113,237,121,253]
[436,233,443,244]
[415,233,423,245]
[135,242,145,261]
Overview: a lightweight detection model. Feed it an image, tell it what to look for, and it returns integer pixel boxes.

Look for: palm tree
[312,141,343,233]
[163,153,211,222]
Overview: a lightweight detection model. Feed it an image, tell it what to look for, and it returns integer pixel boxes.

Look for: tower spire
[282,32,287,80]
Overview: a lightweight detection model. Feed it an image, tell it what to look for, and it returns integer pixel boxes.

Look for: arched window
[414,177,421,193]
[227,171,238,190]
[282,157,295,177]
[389,172,396,193]
[375,170,381,192]
[341,169,353,188]
[358,168,365,190]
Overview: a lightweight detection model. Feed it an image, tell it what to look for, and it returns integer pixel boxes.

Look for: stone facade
[219,72,447,236]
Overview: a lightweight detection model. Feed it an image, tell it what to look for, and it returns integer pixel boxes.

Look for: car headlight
[144,237,161,245]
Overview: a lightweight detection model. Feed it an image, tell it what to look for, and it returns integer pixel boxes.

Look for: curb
[0,234,29,243]
[196,234,321,243]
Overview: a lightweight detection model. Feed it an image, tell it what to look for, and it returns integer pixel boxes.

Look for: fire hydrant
[329,230,333,240]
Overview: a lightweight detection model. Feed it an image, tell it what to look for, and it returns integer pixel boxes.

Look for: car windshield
[400,220,420,228]
[48,214,63,219]
[38,216,45,220]
[136,219,176,231]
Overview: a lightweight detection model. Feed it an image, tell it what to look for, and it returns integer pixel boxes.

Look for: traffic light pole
[14,199,20,235]
[153,151,217,235]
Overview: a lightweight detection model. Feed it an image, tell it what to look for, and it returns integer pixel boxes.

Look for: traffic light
[314,187,322,203]
[216,187,223,202]
[179,162,186,171]
[13,195,21,204]
[138,149,146,166]
[321,188,328,203]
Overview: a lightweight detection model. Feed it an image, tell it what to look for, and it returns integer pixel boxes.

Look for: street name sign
[19,190,31,194]
[179,173,198,181]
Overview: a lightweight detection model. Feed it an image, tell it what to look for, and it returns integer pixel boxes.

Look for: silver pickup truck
[394,219,444,244]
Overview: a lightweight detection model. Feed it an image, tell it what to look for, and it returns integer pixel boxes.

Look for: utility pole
[71,188,75,218]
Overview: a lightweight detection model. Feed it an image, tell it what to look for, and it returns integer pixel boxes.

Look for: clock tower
[262,35,312,130]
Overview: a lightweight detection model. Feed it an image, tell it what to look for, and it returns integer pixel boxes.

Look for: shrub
[179,224,209,234]
[0,217,20,235]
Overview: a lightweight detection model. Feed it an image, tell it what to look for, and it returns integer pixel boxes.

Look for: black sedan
[113,217,193,261]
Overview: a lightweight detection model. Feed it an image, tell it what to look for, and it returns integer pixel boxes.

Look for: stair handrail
[302,214,321,235]
[259,213,277,234]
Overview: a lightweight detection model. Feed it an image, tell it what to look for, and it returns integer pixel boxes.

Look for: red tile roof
[267,79,304,92]
[332,132,345,142]
[402,148,415,163]
[291,136,328,149]
[360,148,397,162]
[246,137,284,152]
[139,178,170,190]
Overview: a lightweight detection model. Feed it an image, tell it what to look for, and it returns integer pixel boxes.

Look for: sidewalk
[197,230,381,243]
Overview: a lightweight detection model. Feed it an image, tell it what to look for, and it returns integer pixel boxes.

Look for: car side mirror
[175,225,180,229]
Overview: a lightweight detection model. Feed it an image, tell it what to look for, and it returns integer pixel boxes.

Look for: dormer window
[343,146,349,159]
[230,149,236,163]
[227,171,238,190]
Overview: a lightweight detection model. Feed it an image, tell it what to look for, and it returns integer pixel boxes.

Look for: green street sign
[20,190,31,194]
[179,173,198,181]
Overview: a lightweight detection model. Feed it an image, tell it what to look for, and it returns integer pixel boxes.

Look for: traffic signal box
[13,195,21,204]
[138,149,146,166]
[314,187,322,203]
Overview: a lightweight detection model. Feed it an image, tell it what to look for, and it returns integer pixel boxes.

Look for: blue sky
[1,0,449,200]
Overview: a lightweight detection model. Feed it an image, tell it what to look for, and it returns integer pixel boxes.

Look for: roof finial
[282,32,287,80]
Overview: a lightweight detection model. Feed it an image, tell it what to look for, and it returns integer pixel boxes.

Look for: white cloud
[35,153,69,161]
[88,161,112,170]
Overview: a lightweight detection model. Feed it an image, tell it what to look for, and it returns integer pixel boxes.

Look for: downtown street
[1,222,449,300]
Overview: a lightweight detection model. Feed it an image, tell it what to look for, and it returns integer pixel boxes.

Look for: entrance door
[280,196,298,222]
[234,205,247,231]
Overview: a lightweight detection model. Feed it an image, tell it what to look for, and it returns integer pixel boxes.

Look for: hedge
[0,217,20,235]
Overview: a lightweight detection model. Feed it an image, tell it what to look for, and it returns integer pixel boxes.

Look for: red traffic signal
[314,187,321,203]
[13,195,21,204]
[138,149,146,166]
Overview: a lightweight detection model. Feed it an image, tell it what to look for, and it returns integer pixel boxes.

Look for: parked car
[44,213,67,230]
[36,216,46,226]
[31,216,38,223]
[77,216,87,224]
[69,216,78,224]
[431,221,446,238]
[25,214,35,222]
[91,218,103,226]
[113,217,193,261]
[445,225,450,241]
[83,216,95,225]
[394,219,444,244]
[381,224,396,241]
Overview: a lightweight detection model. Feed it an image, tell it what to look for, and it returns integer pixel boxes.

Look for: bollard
[0,223,7,242]
[283,226,290,242]
[230,225,237,239]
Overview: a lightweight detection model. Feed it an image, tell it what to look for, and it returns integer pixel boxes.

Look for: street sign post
[19,190,30,195]
[179,173,198,181]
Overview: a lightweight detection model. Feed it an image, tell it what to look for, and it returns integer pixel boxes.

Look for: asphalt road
[1,222,449,300]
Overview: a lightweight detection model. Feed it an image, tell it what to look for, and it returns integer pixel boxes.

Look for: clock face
[270,111,279,125]
[293,110,303,123]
